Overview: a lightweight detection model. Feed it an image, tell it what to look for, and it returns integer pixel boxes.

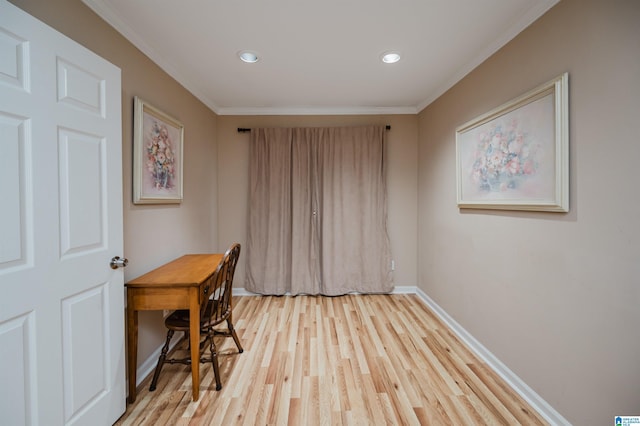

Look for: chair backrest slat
[203,243,241,327]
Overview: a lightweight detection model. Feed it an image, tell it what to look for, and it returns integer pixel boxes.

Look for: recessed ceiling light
[238,50,259,63]
[381,51,401,64]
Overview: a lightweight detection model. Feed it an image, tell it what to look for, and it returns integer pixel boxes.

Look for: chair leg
[208,331,222,391]
[227,319,244,353]
[149,329,174,391]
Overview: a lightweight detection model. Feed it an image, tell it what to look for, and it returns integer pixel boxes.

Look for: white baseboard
[137,286,569,425]
[232,287,256,296]
[390,285,415,294]
[414,287,570,426]
[232,285,417,296]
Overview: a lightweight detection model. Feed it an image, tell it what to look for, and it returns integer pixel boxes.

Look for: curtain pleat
[245,128,292,295]
[245,126,393,295]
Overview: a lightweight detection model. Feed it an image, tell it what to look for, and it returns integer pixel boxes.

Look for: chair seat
[165,300,222,329]
[163,310,189,329]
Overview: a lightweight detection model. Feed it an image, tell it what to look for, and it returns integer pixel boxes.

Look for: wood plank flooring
[115,294,547,425]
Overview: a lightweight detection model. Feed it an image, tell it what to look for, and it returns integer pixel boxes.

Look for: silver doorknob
[110,256,129,269]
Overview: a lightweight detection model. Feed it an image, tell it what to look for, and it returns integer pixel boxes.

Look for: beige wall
[418,0,640,424]
[217,115,419,290]
[9,0,220,370]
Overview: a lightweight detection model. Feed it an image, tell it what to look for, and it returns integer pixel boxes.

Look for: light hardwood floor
[115,294,547,425]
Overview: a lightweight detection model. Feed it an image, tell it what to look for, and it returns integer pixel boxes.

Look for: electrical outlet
[391,260,395,271]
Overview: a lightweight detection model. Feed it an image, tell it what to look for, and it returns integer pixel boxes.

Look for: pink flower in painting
[507,158,520,175]
[470,121,538,193]
[487,150,504,169]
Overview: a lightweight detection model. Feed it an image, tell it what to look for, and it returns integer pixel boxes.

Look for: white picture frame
[133,96,184,204]
[456,73,569,212]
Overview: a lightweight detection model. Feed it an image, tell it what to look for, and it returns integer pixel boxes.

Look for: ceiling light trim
[381,51,401,64]
[238,50,260,63]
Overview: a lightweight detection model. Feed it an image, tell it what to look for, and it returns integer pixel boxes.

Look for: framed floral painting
[133,97,183,204]
[456,73,569,212]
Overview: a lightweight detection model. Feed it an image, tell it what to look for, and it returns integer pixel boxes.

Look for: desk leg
[189,291,200,401]
[127,292,138,404]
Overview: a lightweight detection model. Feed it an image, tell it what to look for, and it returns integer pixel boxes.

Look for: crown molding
[216,105,419,116]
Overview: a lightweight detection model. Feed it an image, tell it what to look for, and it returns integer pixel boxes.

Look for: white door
[0,1,126,425]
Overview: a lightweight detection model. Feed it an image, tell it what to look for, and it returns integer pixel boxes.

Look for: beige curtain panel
[245,126,393,295]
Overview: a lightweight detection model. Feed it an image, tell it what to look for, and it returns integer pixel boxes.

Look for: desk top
[126,254,223,288]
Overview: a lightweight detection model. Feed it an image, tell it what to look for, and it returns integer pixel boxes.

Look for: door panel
[0,26,28,90]
[0,312,37,425]
[0,1,125,424]
[56,57,106,116]
[58,128,105,255]
[61,285,109,422]
[0,112,29,268]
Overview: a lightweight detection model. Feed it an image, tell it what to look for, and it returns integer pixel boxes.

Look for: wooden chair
[149,243,243,392]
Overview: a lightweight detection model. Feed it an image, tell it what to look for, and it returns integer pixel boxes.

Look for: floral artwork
[456,73,569,212]
[471,121,538,191]
[133,97,183,204]
[463,96,554,199]
[466,95,553,198]
[145,118,177,190]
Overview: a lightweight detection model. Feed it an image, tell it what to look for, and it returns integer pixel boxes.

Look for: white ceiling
[82,0,558,115]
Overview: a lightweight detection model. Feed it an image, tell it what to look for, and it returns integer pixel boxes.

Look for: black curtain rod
[238,125,391,133]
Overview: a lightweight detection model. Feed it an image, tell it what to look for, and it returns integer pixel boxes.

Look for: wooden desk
[125,253,223,403]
